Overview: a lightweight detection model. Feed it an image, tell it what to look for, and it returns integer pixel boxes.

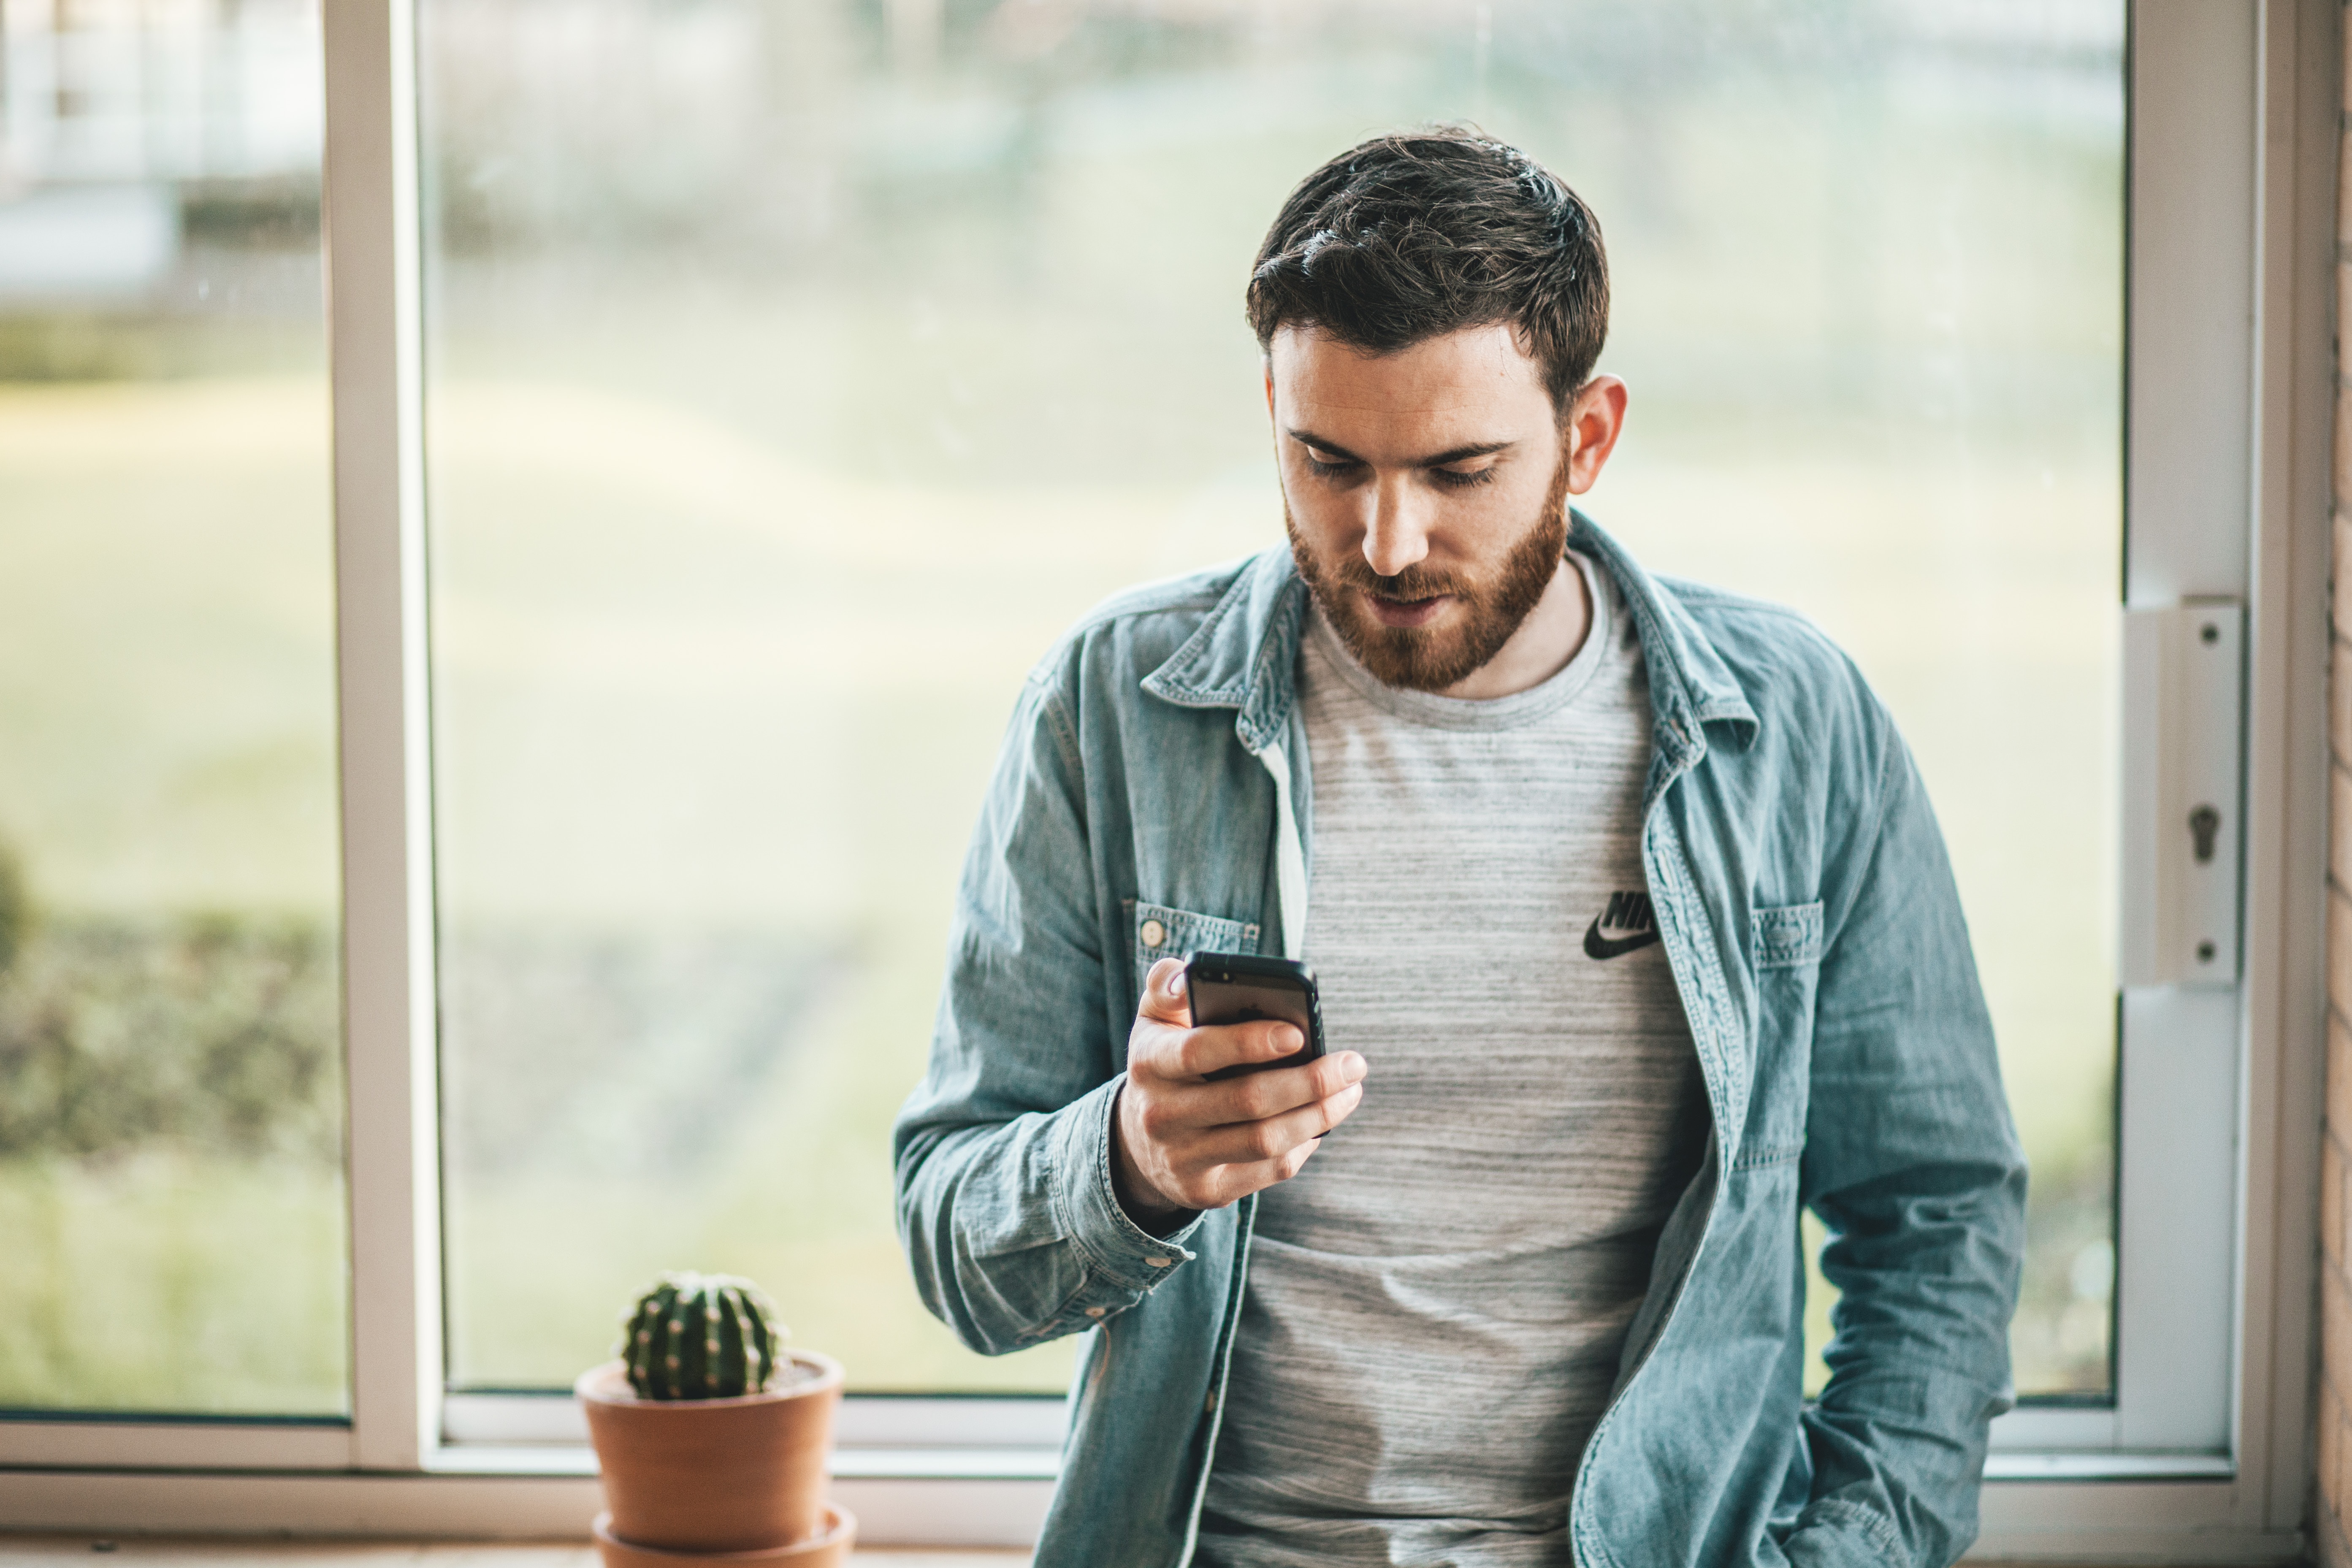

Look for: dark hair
[1245,128,1608,412]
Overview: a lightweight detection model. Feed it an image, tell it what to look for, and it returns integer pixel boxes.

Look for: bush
[0,840,23,977]
[0,913,341,1166]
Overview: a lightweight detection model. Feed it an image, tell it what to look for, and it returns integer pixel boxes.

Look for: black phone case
[1185,951,1326,1080]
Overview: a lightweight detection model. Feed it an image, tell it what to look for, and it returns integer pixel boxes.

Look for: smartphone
[1186,952,1326,1081]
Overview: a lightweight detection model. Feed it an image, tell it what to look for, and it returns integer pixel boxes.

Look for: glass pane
[0,0,346,1415]
[423,0,2119,1397]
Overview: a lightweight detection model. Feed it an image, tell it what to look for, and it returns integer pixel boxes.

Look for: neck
[1438,559,1592,701]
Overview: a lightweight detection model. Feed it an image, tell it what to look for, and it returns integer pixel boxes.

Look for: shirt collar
[1140,511,1759,764]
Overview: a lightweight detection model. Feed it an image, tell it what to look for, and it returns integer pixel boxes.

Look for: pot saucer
[591,1506,855,1568]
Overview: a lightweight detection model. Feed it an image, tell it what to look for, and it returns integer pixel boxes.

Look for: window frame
[0,0,2336,1557]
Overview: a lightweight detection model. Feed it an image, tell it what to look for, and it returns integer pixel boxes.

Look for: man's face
[1268,322,1611,693]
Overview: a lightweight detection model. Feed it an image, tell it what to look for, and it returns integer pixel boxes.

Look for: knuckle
[1248,1123,1287,1162]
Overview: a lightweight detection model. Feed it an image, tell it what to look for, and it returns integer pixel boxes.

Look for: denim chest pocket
[1125,899,1260,998]
[1752,901,1824,969]
[1742,900,1826,1167]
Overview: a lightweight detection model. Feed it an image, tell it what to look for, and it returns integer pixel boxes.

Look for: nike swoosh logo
[1584,918,1662,959]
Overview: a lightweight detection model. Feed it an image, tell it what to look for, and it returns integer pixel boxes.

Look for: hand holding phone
[1109,953,1366,1229]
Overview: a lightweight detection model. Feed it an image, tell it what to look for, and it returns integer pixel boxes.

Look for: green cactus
[616,1271,789,1400]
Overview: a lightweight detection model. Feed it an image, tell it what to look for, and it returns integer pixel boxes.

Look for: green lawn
[0,1154,347,1414]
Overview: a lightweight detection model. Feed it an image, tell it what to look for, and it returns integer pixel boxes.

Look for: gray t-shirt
[1195,551,1709,1568]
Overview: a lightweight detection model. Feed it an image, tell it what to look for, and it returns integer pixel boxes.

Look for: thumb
[1138,955,1192,1024]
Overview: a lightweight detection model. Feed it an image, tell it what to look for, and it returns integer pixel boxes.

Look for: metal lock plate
[2118,599,2244,987]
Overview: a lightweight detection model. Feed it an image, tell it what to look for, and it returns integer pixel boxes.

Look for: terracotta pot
[590,1506,855,1568]
[577,1352,845,1553]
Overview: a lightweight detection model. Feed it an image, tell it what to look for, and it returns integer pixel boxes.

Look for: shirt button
[1084,1306,1107,1318]
[1145,1257,1171,1268]
[1140,919,1166,949]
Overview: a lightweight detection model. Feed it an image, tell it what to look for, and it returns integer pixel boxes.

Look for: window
[0,2,2333,1559]
[420,0,2124,1405]
[0,0,348,1424]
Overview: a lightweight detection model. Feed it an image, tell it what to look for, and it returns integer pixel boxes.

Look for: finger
[1195,1132,1333,1207]
[1203,1050,1366,1123]
[1167,1017,1304,1080]
[1235,1084,1360,1193]
[1317,1074,1368,1131]
[1154,1081,1361,1208]
[1124,961,1197,1076]
[1135,1018,1274,1084]
[1136,956,1192,1025]
[1190,1082,1363,1167]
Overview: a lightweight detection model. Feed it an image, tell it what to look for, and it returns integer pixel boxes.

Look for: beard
[1287,452,1573,694]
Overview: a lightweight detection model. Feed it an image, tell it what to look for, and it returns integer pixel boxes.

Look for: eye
[1431,464,1498,490]
[1302,447,1359,479]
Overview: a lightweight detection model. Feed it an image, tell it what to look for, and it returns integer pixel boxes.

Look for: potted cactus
[577,1272,851,1566]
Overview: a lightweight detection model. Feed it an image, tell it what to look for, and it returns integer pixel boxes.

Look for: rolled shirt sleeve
[893,672,1202,1356]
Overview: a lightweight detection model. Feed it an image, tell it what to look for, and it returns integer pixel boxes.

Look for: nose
[1361,476,1432,578]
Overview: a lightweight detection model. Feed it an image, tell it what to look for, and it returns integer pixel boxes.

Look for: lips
[1366,592,1452,629]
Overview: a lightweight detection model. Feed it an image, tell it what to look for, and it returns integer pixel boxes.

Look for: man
[895,130,2024,1568]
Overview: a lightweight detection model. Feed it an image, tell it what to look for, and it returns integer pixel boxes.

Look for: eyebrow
[1287,429,1518,469]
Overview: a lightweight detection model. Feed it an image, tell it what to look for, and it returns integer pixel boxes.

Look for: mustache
[1324,558,1470,601]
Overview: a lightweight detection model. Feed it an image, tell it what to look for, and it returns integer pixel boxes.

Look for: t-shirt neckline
[1302,548,1618,733]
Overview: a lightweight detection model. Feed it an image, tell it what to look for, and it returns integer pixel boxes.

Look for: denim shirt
[893,513,2027,1568]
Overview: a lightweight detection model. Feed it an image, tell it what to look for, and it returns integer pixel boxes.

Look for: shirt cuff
[1052,1072,1203,1294]
[1779,1500,1910,1568]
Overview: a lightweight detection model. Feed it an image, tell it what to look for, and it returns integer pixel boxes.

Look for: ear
[1263,357,1276,422]
[1562,375,1629,496]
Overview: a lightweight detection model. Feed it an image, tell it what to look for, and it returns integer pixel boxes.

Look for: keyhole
[2189,804,2221,864]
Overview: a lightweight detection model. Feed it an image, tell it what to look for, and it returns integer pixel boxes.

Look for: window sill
[1981,1452,2233,1482]
[0,1460,2296,1562]
[426,1444,1061,1481]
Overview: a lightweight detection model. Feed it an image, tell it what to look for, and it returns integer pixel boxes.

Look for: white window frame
[0,0,2335,1558]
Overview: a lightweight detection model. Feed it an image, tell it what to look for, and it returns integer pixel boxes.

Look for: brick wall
[2321,14,2352,1561]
